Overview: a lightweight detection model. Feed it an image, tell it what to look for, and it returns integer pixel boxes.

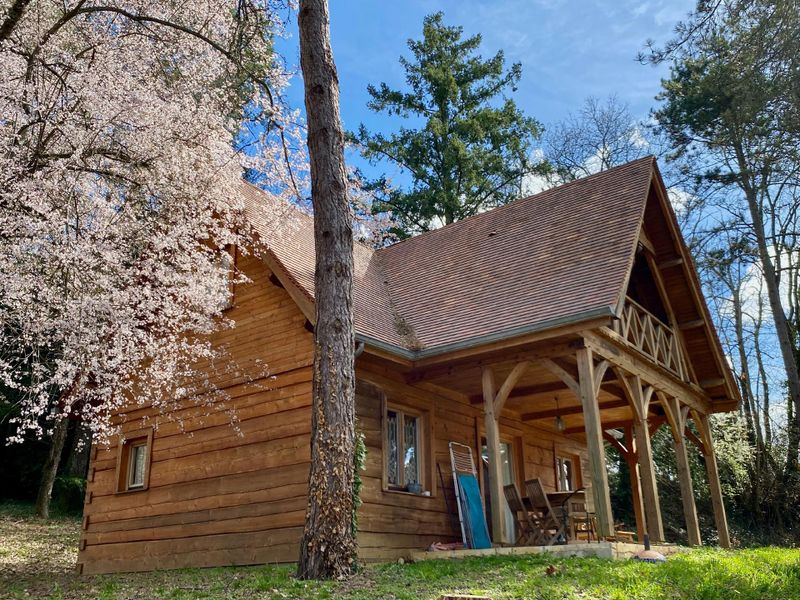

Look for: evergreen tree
[353,12,545,238]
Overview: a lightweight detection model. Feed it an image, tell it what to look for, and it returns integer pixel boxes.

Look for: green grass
[2,502,799,599]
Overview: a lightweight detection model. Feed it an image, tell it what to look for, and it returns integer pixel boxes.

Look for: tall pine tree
[353,12,545,238]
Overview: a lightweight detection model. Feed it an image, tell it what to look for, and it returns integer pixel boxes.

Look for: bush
[51,476,86,515]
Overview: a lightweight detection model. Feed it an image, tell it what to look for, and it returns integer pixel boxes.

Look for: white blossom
[0,0,307,443]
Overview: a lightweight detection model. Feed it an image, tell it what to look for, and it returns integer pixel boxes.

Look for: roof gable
[636,167,740,407]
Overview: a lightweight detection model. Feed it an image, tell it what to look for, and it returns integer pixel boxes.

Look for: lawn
[2,502,799,600]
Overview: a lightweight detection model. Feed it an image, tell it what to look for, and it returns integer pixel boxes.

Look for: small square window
[116,429,152,493]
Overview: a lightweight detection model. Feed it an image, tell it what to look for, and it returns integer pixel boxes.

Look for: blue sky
[277,0,694,151]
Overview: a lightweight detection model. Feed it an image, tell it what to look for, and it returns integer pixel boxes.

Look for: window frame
[382,400,432,496]
[555,450,582,492]
[115,428,153,494]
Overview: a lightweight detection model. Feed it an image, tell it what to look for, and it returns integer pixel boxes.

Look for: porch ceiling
[419,343,648,437]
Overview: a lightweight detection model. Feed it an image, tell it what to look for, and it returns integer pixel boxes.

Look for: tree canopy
[352,12,545,238]
[0,0,303,444]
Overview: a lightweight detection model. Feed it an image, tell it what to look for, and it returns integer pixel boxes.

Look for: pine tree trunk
[296,0,357,580]
[34,415,69,519]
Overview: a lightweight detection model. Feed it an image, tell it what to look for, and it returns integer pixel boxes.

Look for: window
[127,442,147,489]
[385,405,427,492]
[556,456,575,492]
[116,429,153,493]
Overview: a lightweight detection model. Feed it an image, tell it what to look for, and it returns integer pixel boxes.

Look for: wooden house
[77,157,739,574]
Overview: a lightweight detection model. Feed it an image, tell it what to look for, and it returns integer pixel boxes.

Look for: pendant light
[554,395,566,432]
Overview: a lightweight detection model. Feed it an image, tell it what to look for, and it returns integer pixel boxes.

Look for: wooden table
[521,490,586,542]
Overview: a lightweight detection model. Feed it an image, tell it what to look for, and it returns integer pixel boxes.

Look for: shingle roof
[241,156,656,358]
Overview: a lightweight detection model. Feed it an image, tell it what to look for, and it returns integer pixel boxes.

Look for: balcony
[611,296,690,382]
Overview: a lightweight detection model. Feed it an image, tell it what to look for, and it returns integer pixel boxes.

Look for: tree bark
[296,0,357,580]
[66,420,93,478]
[734,147,800,476]
[34,415,69,519]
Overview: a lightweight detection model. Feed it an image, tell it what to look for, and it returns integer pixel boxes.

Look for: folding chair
[525,478,566,546]
[503,483,541,546]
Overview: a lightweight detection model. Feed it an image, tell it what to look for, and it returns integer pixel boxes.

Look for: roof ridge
[376,155,656,254]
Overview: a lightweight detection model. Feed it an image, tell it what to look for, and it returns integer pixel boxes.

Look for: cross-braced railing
[613,296,689,381]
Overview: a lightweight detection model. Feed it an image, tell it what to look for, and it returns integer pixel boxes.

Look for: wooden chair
[524,478,566,546]
[569,486,597,542]
[568,487,635,543]
[503,483,541,546]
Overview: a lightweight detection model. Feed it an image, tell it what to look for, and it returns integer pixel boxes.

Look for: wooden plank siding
[77,253,315,574]
[354,362,588,561]
[78,252,591,574]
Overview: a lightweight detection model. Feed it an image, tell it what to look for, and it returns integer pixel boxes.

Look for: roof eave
[357,305,617,363]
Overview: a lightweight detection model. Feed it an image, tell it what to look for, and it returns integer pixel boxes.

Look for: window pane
[558,457,573,491]
[563,459,573,491]
[403,415,418,485]
[386,411,399,485]
[129,444,146,488]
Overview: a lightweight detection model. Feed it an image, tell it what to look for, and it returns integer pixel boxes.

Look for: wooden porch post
[576,347,614,538]
[663,395,701,546]
[618,372,665,542]
[482,367,505,545]
[695,413,731,548]
[623,426,647,542]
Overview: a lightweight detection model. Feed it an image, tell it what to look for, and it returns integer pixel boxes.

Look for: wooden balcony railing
[612,296,689,381]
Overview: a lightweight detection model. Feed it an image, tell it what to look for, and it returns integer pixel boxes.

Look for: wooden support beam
[594,360,610,397]
[658,257,684,269]
[563,418,635,435]
[521,398,629,422]
[538,358,580,397]
[482,367,505,545]
[678,319,705,330]
[648,417,666,436]
[639,229,656,254]
[405,342,577,384]
[494,361,531,414]
[468,381,567,405]
[699,378,725,388]
[662,395,701,546]
[615,369,664,542]
[694,413,731,548]
[602,430,630,458]
[576,348,614,539]
[583,330,712,414]
[624,425,646,543]
[685,429,706,453]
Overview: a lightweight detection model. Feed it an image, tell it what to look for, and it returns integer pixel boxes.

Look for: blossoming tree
[0,0,304,516]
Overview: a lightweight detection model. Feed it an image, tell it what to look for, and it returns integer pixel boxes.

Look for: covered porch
[410,295,733,550]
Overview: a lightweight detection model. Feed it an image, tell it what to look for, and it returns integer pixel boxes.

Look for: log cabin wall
[77,253,315,574]
[355,361,588,561]
[76,252,591,573]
